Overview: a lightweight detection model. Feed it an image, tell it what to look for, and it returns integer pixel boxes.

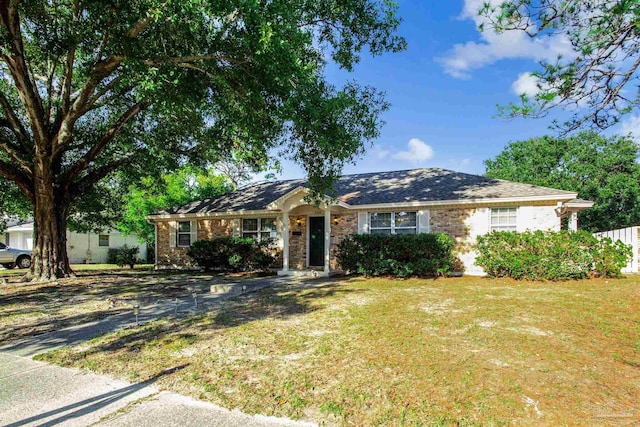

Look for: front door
[308,217,325,267]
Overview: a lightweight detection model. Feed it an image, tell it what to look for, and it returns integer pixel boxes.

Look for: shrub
[475,230,631,280]
[107,245,140,269]
[336,233,455,277]
[187,237,276,272]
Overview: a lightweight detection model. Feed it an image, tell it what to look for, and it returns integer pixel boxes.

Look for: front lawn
[0,266,270,344]
[37,276,640,425]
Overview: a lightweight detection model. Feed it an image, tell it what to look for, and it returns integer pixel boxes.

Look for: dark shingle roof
[159,168,577,215]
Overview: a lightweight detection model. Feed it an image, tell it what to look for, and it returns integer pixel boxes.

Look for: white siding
[517,206,559,232]
[67,230,148,264]
[459,207,490,276]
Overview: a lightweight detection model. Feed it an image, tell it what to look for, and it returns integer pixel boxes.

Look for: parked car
[0,242,32,269]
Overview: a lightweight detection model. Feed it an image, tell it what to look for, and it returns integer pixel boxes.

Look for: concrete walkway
[0,275,318,426]
[1,275,295,358]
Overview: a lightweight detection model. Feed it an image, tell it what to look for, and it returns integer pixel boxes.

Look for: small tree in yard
[0,1,405,282]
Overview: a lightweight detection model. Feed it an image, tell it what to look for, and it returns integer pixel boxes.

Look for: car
[0,242,32,269]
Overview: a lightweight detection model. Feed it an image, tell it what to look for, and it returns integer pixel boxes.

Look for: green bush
[107,245,140,269]
[336,233,455,277]
[475,230,631,280]
[187,237,276,272]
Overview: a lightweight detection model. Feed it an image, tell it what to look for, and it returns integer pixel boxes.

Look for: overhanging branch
[64,100,149,185]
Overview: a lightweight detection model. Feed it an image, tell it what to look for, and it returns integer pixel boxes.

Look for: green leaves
[480,0,640,132]
[484,131,640,232]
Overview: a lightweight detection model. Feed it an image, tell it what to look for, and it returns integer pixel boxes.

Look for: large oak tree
[0,0,405,281]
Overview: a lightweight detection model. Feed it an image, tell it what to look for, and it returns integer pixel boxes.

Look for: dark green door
[309,217,325,267]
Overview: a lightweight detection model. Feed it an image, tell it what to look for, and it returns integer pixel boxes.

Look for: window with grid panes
[177,221,192,247]
[242,218,276,242]
[369,211,417,234]
[490,207,517,231]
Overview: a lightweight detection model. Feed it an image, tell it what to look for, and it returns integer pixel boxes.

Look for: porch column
[568,211,578,231]
[282,211,289,272]
[324,206,331,273]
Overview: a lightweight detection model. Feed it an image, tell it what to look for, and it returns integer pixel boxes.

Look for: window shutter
[357,212,369,234]
[190,220,198,245]
[232,219,241,237]
[169,221,176,248]
[417,210,430,233]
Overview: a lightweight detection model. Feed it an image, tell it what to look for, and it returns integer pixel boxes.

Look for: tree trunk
[26,156,74,282]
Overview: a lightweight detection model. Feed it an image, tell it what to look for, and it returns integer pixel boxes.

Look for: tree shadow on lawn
[4,364,188,427]
[72,280,361,360]
[0,270,268,344]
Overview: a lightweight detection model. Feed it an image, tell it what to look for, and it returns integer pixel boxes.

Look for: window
[370,211,417,235]
[177,221,192,247]
[0,242,6,250]
[490,207,517,231]
[98,234,110,247]
[242,218,276,242]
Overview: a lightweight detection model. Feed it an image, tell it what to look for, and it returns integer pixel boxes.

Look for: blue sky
[267,0,636,181]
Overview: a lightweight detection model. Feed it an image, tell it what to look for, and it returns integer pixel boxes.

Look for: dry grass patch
[0,266,272,343]
[38,276,640,426]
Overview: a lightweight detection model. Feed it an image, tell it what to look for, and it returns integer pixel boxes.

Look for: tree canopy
[484,131,640,232]
[480,1,640,132]
[0,0,405,280]
[118,167,232,246]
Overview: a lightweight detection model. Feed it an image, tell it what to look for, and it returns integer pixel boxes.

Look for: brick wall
[330,213,357,270]
[288,215,307,269]
[157,218,234,268]
[156,221,192,267]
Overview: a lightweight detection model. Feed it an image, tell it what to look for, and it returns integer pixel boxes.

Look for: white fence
[593,226,638,273]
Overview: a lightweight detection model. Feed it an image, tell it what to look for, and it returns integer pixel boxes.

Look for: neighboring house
[147,168,594,276]
[1,220,147,264]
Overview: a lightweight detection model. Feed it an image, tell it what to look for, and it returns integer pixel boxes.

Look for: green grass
[37,275,640,426]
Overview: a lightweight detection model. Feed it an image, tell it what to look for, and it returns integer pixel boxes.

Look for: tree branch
[0,158,33,201]
[0,89,29,144]
[64,100,149,185]
[69,154,135,199]
[0,3,47,144]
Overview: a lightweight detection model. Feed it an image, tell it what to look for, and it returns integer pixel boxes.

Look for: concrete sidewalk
[0,275,319,426]
[0,275,296,358]
[0,352,315,426]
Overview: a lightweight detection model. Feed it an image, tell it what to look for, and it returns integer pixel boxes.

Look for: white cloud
[620,115,640,142]
[393,138,434,163]
[438,0,574,79]
[511,72,543,97]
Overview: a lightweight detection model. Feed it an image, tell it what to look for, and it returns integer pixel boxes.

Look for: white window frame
[98,234,110,247]
[490,207,518,232]
[177,221,192,247]
[369,211,417,235]
[242,218,277,242]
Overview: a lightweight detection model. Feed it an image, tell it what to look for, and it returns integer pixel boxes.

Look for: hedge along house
[147,168,594,276]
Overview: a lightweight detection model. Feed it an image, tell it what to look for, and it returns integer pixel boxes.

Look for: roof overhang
[146,193,585,220]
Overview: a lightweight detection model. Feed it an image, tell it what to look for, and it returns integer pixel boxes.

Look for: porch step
[277,269,331,278]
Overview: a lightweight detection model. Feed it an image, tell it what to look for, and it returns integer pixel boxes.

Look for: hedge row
[336,233,455,277]
[475,230,631,280]
[187,237,275,272]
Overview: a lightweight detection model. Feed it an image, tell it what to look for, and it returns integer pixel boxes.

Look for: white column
[282,211,289,272]
[568,211,578,231]
[324,207,331,273]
